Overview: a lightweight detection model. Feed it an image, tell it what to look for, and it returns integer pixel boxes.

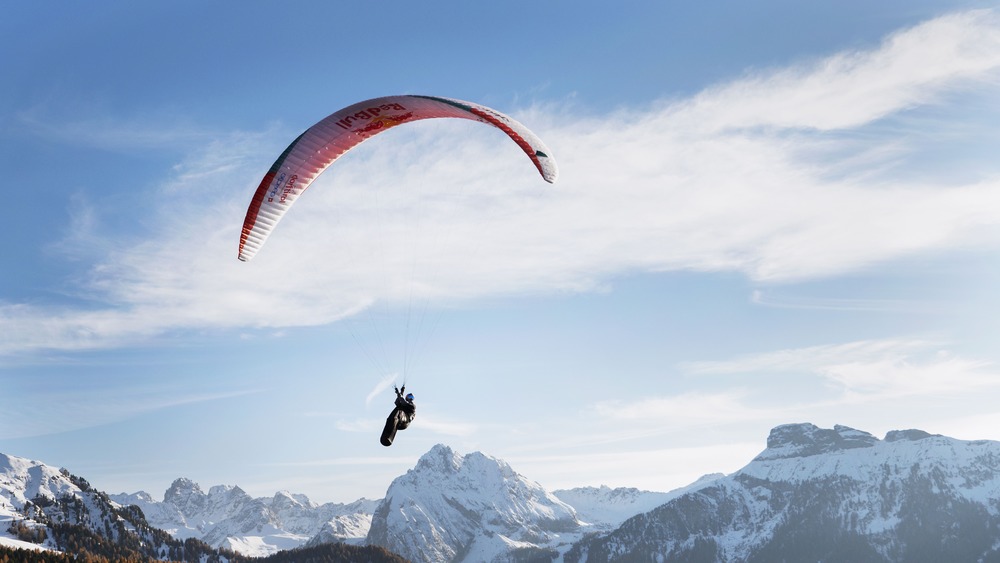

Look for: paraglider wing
[238,94,558,262]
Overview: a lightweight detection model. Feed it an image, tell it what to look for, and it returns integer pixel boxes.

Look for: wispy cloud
[412,415,478,437]
[682,339,938,376]
[15,107,225,153]
[593,391,768,424]
[365,373,400,407]
[672,10,1000,132]
[750,289,937,313]
[571,338,999,467]
[333,418,381,433]
[818,351,994,399]
[0,386,260,440]
[504,442,761,492]
[683,338,998,399]
[4,9,1000,357]
[259,456,418,468]
[333,413,477,438]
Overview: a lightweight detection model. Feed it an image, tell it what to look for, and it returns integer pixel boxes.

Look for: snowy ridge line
[566,423,1000,562]
[8,423,1000,562]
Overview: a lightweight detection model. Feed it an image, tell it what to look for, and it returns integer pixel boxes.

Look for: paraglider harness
[380,385,415,447]
[393,386,416,427]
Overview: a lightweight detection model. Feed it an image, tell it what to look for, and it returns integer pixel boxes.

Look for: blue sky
[3,1,1000,504]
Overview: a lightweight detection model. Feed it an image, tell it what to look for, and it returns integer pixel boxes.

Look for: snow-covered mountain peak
[1,453,167,556]
[755,422,879,460]
[164,477,203,505]
[122,490,155,503]
[552,485,678,533]
[207,484,242,497]
[0,453,30,475]
[415,443,463,473]
[0,453,78,508]
[369,444,581,562]
[569,424,1000,562]
[106,478,384,557]
[557,485,652,505]
[271,490,314,510]
[884,428,939,442]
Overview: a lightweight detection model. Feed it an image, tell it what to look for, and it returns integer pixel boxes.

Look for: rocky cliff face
[111,478,379,556]
[13,423,993,562]
[367,444,583,563]
[1,453,200,560]
[565,423,1000,562]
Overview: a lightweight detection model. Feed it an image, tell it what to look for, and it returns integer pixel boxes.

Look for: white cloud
[571,338,999,464]
[4,9,1000,356]
[333,413,476,438]
[593,391,768,424]
[683,339,937,375]
[684,338,998,399]
[0,386,259,440]
[411,415,478,437]
[818,353,994,399]
[673,10,1000,133]
[15,107,225,152]
[505,442,762,493]
[929,411,1000,442]
[750,289,936,313]
[332,418,381,433]
[365,373,400,407]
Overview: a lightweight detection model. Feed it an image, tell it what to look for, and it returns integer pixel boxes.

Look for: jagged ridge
[565,423,1000,562]
[110,478,379,556]
[367,444,582,563]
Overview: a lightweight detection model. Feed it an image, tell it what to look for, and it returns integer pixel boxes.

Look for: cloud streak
[750,289,937,313]
[4,9,1000,357]
[593,391,768,424]
[0,385,260,440]
[571,338,1000,469]
[683,338,998,400]
[365,373,400,407]
[673,10,1000,132]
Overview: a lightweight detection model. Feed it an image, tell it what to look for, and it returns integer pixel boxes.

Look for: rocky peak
[164,477,204,504]
[205,484,253,508]
[567,423,1000,563]
[884,428,938,442]
[415,443,462,474]
[755,423,879,460]
[271,490,311,510]
[368,444,580,562]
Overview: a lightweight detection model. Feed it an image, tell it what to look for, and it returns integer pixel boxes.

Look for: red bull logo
[335,103,411,131]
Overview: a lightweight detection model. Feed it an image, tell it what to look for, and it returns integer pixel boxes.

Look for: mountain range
[567,423,1000,562]
[4,422,1000,562]
[109,478,379,555]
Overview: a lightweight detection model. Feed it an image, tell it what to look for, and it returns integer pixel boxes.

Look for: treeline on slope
[5,519,232,563]
[0,543,407,563]
[5,468,408,563]
[245,543,409,563]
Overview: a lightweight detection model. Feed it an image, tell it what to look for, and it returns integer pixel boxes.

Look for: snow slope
[566,423,1000,562]
[1,501,50,553]
[0,452,177,556]
[108,445,680,561]
[553,475,723,532]
[1,452,91,552]
[110,480,379,557]
[367,444,582,562]
[365,444,680,563]
[32,425,985,562]
[0,451,397,561]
